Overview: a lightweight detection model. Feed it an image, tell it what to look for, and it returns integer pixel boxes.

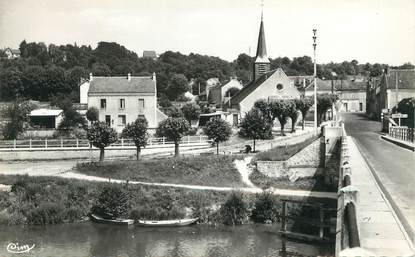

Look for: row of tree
[1,40,413,102]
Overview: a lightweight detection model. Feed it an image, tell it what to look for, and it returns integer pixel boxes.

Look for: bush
[26,202,64,225]
[91,184,128,219]
[219,192,249,226]
[251,192,280,223]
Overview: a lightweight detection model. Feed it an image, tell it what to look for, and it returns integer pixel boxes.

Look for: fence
[389,126,414,142]
[0,135,211,150]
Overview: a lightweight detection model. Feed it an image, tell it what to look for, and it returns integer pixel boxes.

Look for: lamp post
[313,29,318,133]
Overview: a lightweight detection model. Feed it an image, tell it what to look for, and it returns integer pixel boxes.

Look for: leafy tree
[395,97,415,128]
[251,192,280,223]
[254,99,272,122]
[58,105,87,130]
[238,108,272,152]
[203,118,232,154]
[220,192,249,226]
[87,122,118,162]
[181,102,201,122]
[91,184,128,219]
[317,94,336,124]
[86,107,99,123]
[295,97,314,130]
[286,100,300,132]
[2,100,34,139]
[0,69,23,100]
[156,117,190,156]
[159,94,172,108]
[224,87,241,98]
[269,100,291,136]
[91,63,111,76]
[166,74,189,100]
[121,117,148,160]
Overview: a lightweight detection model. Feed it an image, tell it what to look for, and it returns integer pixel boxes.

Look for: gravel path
[233,156,257,188]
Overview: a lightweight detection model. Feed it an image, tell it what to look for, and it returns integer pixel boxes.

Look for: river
[0,223,333,257]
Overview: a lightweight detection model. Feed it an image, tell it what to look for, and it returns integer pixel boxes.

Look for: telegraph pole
[313,29,318,133]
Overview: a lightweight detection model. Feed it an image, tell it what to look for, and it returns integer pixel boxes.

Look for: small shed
[29,109,63,129]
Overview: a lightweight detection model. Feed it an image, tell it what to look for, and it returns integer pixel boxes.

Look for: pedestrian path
[346,136,414,255]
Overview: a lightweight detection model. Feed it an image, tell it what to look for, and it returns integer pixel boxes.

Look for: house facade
[367,69,415,119]
[208,78,243,106]
[4,48,20,59]
[80,73,167,132]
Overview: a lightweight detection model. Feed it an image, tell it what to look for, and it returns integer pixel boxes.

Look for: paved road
[340,112,415,241]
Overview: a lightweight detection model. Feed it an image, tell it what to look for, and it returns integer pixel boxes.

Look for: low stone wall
[256,161,288,177]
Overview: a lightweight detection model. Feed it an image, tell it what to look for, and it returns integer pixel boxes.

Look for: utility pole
[313,29,318,133]
[395,71,399,108]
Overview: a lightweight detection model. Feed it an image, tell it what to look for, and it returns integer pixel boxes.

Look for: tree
[166,74,189,100]
[224,87,241,98]
[269,100,291,136]
[238,108,272,152]
[295,97,314,130]
[91,184,128,219]
[87,122,118,162]
[220,192,249,226]
[0,69,24,100]
[251,192,280,223]
[86,107,99,123]
[156,117,190,156]
[121,117,148,160]
[317,94,336,124]
[395,97,415,128]
[286,100,300,132]
[2,100,34,139]
[58,103,87,131]
[203,118,232,154]
[181,102,201,122]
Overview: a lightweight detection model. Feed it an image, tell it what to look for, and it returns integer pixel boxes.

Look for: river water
[0,223,333,257]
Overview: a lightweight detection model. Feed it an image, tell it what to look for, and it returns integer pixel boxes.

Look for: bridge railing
[0,135,211,150]
[335,123,361,256]
[389,126,414,142]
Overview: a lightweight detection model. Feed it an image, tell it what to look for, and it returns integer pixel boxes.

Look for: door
[105,115,111,126]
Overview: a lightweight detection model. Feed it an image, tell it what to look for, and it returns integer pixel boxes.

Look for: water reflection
[0,223,333,257]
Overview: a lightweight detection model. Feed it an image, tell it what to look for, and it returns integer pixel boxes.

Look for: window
[119,99,125,109]
[118,115,126,126]
[359,103,363,111]
[105,115,111,126]
[138,99,145,109]
[276,84,284,91]
[100,99,107,109]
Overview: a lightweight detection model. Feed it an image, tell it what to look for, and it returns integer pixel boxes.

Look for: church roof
[254,18,269,64]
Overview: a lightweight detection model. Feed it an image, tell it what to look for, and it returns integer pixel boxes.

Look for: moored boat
[137,217,198,227]
[89,213,134,226]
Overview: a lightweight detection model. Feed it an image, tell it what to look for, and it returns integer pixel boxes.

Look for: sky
[0,0,414,65]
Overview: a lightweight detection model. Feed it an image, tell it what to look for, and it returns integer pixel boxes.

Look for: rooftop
[384,69,415,90]
[88,75,156,94]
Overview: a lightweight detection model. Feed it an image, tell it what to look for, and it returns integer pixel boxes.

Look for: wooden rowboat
[136,217,198,227]
[89,213,134,226]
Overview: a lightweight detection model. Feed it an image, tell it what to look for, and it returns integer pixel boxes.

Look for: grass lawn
[254,135,318,161]
[75,155,245,187]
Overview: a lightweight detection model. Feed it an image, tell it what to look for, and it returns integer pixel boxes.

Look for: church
[226,13,314,120]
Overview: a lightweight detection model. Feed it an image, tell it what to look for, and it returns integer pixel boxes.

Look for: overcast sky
[0,0,414,65]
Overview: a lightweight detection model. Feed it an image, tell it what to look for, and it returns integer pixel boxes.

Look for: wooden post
[281,201,287,232]
[199,135,202,143]
[60,138,63,148]
[187,135,190,144]
[162,137,165,145]
[319,207,324,238]
[121,138,124,147]
[76,138,79,148]
[13,139,16,149]
[29,139,32,149]
[45,138,48,148]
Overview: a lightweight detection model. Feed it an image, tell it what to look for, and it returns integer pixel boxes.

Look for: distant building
[367,69,415,119]
[4,48,20,59]
[208,78,243,106]
[29,109,63,129]
[143,50,157,60]
[80,73,167,132]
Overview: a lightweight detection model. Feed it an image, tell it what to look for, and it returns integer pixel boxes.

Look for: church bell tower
[253,12,270,81]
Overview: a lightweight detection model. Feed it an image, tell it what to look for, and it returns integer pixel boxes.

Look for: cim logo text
[6,242,35,254]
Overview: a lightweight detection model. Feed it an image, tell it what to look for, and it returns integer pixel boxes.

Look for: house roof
[384,69,415,90]
[5,48,20,54]
[303,78,333,91]
[88,76,156,94]
[143,50,157,58]
[30,109,62,117]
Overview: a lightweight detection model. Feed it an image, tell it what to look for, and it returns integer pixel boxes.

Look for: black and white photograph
[0,0,414,256]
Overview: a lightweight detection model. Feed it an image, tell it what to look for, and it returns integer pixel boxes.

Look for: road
[340,112,415,241]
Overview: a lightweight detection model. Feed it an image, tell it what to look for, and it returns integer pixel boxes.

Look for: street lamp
[313,29,318,133]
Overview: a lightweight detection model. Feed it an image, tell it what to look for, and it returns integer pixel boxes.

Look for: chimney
[89,73,93,81]
[152,72,156,82]
[127,73,131,81]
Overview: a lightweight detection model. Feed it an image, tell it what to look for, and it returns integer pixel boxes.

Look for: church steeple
[253,9,270,81]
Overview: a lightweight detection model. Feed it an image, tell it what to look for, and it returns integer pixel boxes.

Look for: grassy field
[254,135,318,161]
[75,155,245,187]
